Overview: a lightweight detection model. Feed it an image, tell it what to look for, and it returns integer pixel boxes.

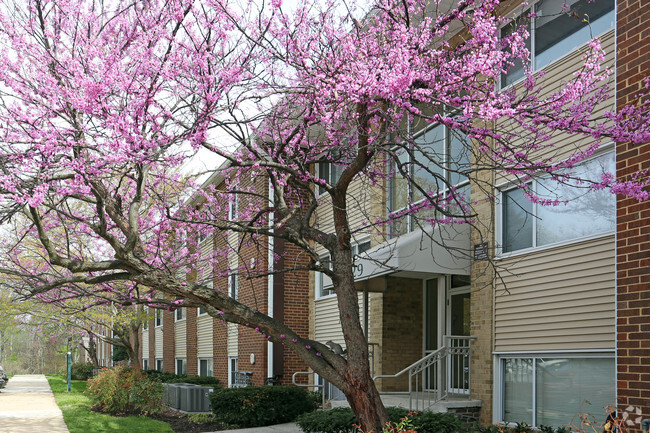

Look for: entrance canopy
[322,223,471,291]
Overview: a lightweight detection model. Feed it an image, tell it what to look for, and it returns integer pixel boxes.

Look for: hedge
[209,385,318,427]
[296,407,467,433]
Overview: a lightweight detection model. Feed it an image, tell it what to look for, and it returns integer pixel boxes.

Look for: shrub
[209,385,318,427]
[142,369,186,383]
[70,362,94,380]
[413,411,465,433]
[296,408,358,433]
[86,365,163,415]
[141,369,221,386]
[296,407,467,433]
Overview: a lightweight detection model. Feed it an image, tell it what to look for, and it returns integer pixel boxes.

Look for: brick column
[187,308,198,375]
[616,0,650,429]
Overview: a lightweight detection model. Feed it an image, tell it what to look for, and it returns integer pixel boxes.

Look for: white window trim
[499,0,616,90]
[228,194,238,221]
[492,350,616,425]
[154,310,163,328]
[198,358,214,377]
[175,358,187,375]
[495,147,615,258]
[228,356,238,388]
[174,307,186,322]
[228,274,238,300]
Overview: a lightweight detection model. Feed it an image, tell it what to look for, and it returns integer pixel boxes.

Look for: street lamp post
[66,337,71,393]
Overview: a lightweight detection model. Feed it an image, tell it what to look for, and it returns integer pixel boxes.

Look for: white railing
[373,335,475,411]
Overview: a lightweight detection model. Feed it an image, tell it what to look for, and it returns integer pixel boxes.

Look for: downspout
[267,178,274,380]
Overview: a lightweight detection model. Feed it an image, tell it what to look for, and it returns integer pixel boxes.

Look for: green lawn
[46,375,173,433]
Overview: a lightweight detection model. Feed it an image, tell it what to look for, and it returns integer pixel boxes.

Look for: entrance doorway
[424,275,470,392]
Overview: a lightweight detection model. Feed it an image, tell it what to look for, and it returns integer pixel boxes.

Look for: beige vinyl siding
[494,235,614,352]
[199,236,213,282]
[314,292,367,347]
[142,329,149,358]
[155,327,163,359]
[197,314,213,358]
[314,176,382,254]
[227,323,238,356]
[175,319,187,358]
[496,30,615,186]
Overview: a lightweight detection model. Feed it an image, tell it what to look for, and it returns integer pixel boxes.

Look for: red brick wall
[187,308,198,375]
[616,0,650,428]
[278,239,310,386]
[162,310,175,373]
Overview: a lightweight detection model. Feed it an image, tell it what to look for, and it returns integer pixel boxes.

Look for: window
[499,355,615,427]
[315,240,371,298]
[228,357,238,388]
[143,359,149,370]
[175,307,186,322]
[199,358,214,377]
[228,274,238,300]
[315,254,332,297]
[501,0,615,87]
[155,359,163,371]
[318,161,343,196]
[175,358,187,375]
[228,194,238,221]
[155,309,163,327]
[389,123,470,236]
[499,151,615,253]
[198,307,207,316]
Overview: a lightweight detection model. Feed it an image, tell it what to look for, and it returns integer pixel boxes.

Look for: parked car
[0,366,6,390]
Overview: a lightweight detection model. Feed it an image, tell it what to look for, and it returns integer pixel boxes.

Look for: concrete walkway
[0,374,70,433]
[209,422,303,433]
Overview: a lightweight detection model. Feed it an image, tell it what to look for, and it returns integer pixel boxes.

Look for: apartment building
[140,166,311,387]
[140,0,649,429]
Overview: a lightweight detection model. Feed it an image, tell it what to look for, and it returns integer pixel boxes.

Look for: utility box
[162,383,214,412]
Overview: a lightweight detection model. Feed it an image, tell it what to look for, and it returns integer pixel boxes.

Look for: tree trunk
[332,250,390,432]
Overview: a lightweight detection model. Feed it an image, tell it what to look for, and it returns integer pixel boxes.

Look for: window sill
[315,293,337,301]
[495,230,614,260]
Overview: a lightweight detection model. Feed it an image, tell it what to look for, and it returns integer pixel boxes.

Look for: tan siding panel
[197,315,213,358]
[496,30,615,186]
[227,323,238,356]
[314,293,364,348]
[155,327,163,359]
[142,331,149,356]
[175,320,187,358]
[495,236,615,352]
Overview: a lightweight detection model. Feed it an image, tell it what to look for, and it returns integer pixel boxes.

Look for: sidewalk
[0,374,70,433]
[209,422,303,432]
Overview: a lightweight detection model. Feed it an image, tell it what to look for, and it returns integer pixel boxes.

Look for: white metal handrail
[373,335,475,411]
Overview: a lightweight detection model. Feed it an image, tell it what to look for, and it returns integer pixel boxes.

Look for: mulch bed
[149,409,228,433]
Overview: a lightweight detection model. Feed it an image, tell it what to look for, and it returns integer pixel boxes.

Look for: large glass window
[501,356,615,427]
[389,124,470,236]
[501,0,615,87]
[500,151,615,253]
[175,307,186,322]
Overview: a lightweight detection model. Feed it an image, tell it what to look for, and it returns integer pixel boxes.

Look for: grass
[46,374,174,433]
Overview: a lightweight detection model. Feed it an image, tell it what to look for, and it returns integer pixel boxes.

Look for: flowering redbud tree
[0,0,647,429]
